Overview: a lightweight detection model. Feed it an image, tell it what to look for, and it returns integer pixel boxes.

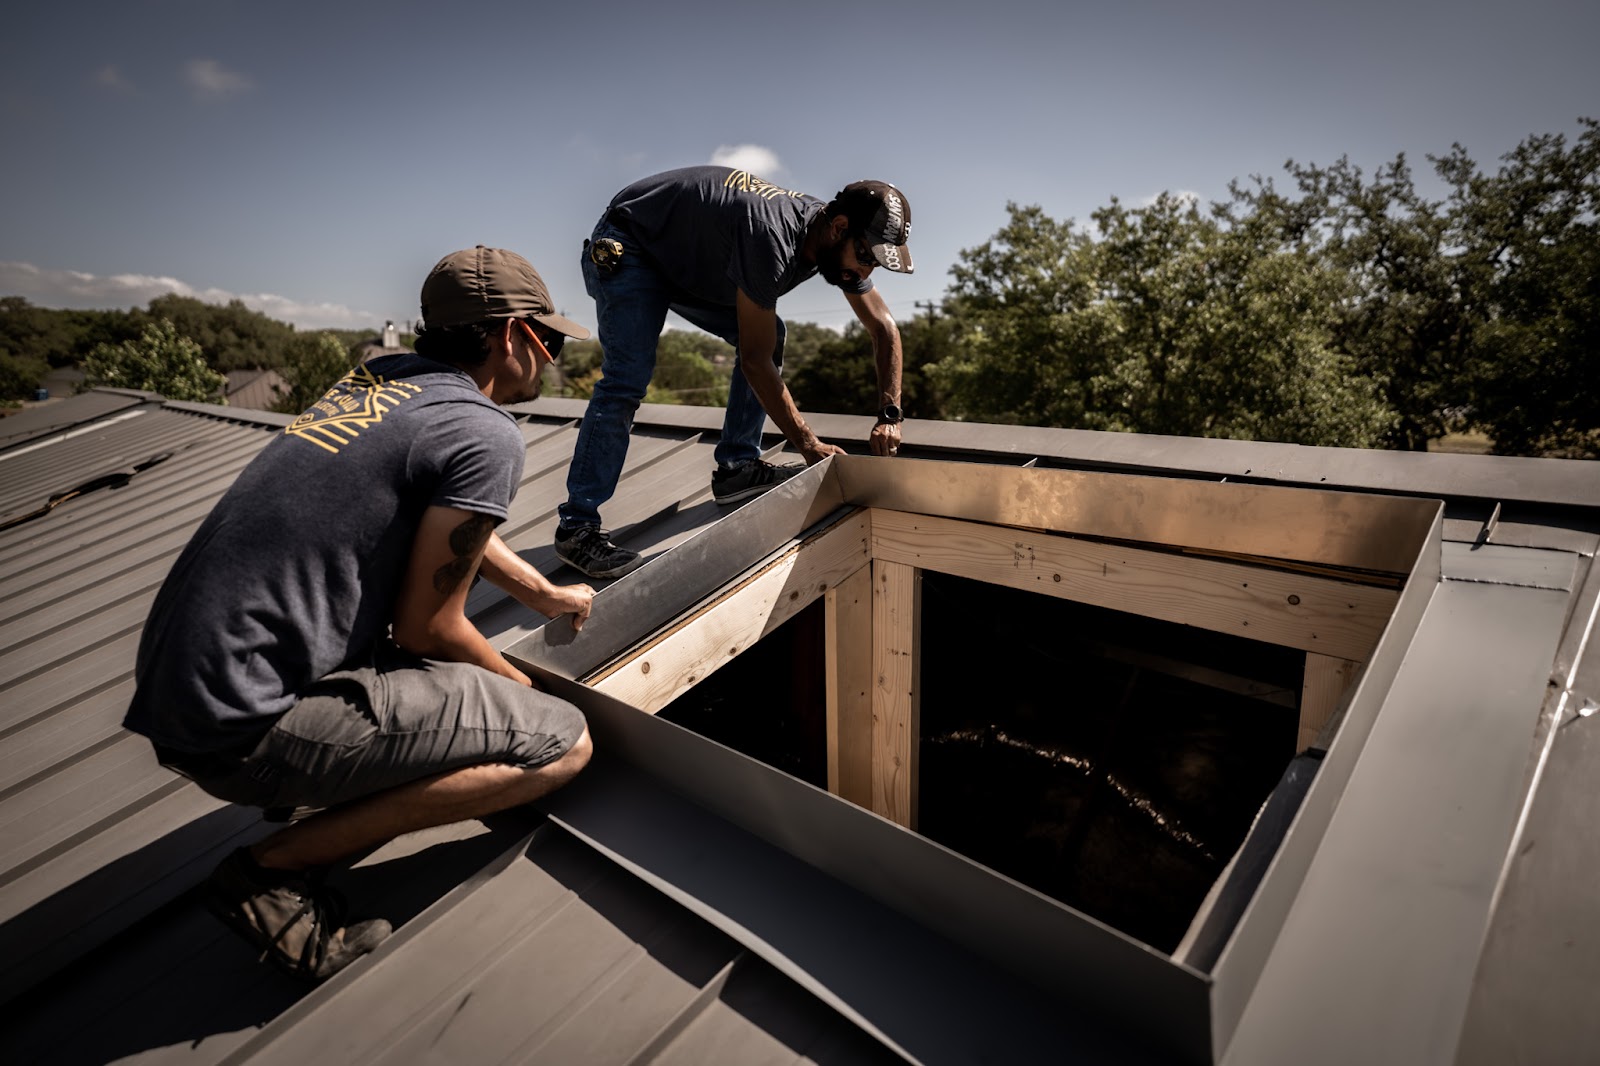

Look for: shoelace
[253,880,348,977]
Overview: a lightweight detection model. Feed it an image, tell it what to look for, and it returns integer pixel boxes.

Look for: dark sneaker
[205,848,391,983]
[711,459,806,505]
[554,525,643,579]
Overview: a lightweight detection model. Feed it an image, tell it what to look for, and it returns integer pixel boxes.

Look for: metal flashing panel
[512,454,1446,1062]
[533,680,1180,1065]
[1222,578,1571,1065]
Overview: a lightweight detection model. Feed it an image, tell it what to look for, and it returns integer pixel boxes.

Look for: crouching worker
[123,247,597,981]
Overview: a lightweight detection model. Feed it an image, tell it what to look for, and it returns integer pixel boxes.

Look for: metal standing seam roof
[0,388,1595,1064]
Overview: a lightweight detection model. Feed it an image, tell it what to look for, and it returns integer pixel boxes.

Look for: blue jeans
[560,217,786,530]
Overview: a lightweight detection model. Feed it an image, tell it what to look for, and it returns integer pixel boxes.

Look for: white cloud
[710,143,784,176]
[1137,189,1202,208]
[0,261,382,330]
[185,59,251,99]
[94,65,133,93]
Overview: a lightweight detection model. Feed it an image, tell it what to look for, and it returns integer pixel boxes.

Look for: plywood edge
[590,512,871,712]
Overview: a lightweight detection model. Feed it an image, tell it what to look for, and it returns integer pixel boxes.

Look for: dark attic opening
[655,598,830,791]
[918,571,1303,954]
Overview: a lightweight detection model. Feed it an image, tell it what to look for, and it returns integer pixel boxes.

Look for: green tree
[779,320,839,374]
[555,330,734,406]
[787,315,952,419]
[932,198,1393,447]
[83,319,226,401]
[1234,155,1468,450]
[0,351,50,401]
[271,332,355,414]
[0,297,145,369]
[1450,119,1600,457]
[144,294,297,371]
[649,331,732,405]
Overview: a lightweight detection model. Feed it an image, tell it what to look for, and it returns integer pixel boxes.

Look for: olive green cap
[420,245,590,338]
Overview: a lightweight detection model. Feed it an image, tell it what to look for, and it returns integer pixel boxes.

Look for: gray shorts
[161,641,587,811]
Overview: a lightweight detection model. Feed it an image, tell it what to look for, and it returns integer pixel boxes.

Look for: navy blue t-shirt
[124,354,525,753]
[606,166,873,309]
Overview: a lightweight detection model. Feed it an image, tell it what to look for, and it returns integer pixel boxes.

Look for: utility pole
[913,299,939,325]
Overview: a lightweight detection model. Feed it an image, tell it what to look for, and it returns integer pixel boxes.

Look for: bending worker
[554,166,915,579]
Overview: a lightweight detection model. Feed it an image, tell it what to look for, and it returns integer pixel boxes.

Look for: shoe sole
[555,547,646,579]
[714,481,795,505]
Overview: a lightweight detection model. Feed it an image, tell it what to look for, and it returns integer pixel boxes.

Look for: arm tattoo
[432,513,496,594]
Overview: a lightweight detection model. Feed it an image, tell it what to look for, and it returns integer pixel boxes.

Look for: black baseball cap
[830,180,914,274]
[420,245,590,337]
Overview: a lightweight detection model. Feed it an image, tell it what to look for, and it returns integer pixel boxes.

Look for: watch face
[881,404,903,423]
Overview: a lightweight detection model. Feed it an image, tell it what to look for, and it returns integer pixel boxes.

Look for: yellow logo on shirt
[284,364,422,454]
[723,170,805,200]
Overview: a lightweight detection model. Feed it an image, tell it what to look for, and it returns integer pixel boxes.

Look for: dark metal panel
[0,629,139,724]
[834,455,1439,574]
[1487,520,1600,555]
[466,435,724,624]
[1221,579,1572,1066]
[231,825,741,1066]
[0,410,221,514]
[506,461,847,679]
[162,399,294,428]
[0,413,264,525]
[1453,553,1600,1066]
[0,735,173,875]
[529,672,1200,1064]
[551,399,1600,509]
[0,391,151,452]
[1441,541,1580,590]
[0,679,133,793]
[0,787,265,1005]
[652,956,905,1066]
[0,407,284,1005]
[852,416,1600,509]
[1209,508,1444,1055]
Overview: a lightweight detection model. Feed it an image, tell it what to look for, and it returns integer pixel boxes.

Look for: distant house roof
[223,369,289,411]
[0,391,1595,1064]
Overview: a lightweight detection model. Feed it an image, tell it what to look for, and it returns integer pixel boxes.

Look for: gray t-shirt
[606,166,873,309]
[124,354,525,753]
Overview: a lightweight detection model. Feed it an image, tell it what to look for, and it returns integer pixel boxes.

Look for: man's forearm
[740,353,819,450]
[480,532,558,602]
[874,324,904,408]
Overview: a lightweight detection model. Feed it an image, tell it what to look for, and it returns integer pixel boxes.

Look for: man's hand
[869,421,902,456]
[801,438,847,464]
[480,533,595,631]
[537,582,595,631]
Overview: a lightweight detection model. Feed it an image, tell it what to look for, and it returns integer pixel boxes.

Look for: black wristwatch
[877,403,903,425]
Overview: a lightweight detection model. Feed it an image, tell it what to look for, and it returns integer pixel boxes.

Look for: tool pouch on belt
[589,237,625,273]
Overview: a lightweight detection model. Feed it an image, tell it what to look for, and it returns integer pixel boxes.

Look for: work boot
[554,525,644,579]
[205,848,391,983]
[711,458,806,505]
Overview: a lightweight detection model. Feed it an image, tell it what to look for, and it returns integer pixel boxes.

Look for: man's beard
[509,374,544,404]
[816,238,859,289]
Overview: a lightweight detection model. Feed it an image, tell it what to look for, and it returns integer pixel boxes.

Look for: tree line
[0,293,408,412]
[3,120,1594,456]
[792,119,1598,459]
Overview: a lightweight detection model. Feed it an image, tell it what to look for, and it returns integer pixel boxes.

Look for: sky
[2,0,1595,335]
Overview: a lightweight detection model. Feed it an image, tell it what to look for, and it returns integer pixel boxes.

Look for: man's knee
[560,727,593,773]
[591,371,650,406]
